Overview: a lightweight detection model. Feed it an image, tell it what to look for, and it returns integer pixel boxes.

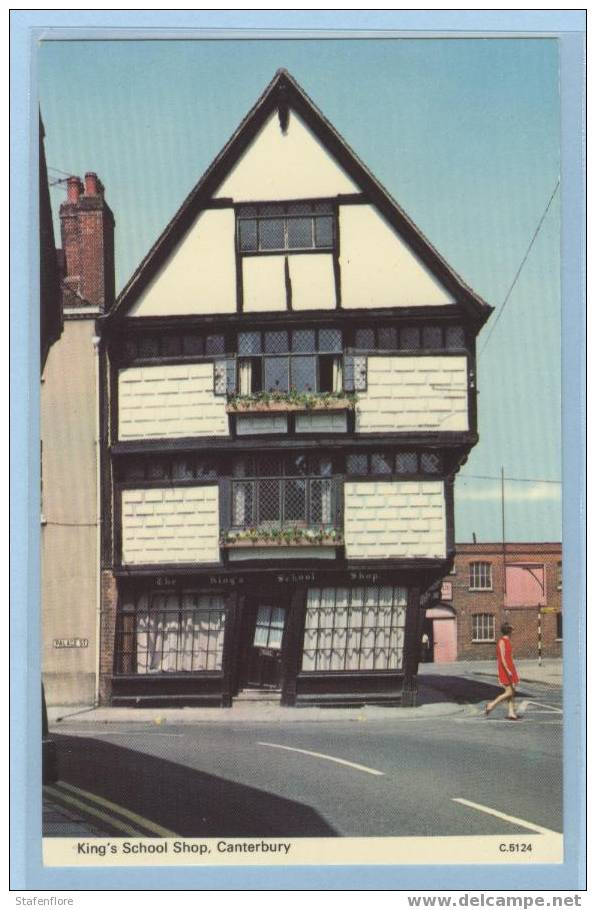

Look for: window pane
[371,452,392,474]
[206,334,225,355]
[314,215,333,248]
[318,328,342,353]
[258,479,281,523]
[162,335,181,357]
[232,482,253,526]
[313,457,333,476]
[259,218,284,250]
[260,203,284,216]
[396,452,418,473]
[232,457,252,478]
[287,201,312,215]
[400,326,420,350]
[148,460,169,480]
[125,461,145,481]
[310,478,333,524]
[264,356,290,392]
[196,460,218,480]
[238,331,262,355]
[355,328,375,349]
[138,336,159,358]
[183,334,204,356]
[238,204,257,217]
[378,327,398,350]
[284,479,307,522]
[286,453,308,476]
[257,454,282,477]
[287,217,313,249]
[172,458,195,480]
[446,326,466,349]
[347,453,368,474]
[420,452,442,474]
[264,331,289,353]
[291,355,317,392]
[239,219,257,251]
[314,201,333,214]
[292,329,316,353]
[422,326,443,349]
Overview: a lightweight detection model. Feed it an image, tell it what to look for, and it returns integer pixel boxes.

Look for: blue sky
[38,37,561,543]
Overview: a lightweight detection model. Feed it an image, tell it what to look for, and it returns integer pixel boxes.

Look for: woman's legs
[486,685,518,717]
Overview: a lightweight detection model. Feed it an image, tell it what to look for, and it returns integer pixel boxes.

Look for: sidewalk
[47,659,561,728]
[419,658,563,687]
[49,698,466,727]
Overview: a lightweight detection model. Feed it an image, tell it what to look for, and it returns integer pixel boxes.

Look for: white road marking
[527,700,563,714]
[452,797,560,835]
[56,729,185,737]
[258,741,384,776]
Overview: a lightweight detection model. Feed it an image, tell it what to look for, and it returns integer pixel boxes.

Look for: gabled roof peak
[110,69,492,322]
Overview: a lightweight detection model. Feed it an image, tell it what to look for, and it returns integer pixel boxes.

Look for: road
[46,676,562,840]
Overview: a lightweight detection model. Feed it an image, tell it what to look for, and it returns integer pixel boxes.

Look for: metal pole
[501,467,506,595]
[538,608,542,667]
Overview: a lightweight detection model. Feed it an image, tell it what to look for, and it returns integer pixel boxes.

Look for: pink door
[426,607,457,663]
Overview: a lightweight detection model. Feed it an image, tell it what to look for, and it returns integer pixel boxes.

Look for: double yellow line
[44,781,177,838]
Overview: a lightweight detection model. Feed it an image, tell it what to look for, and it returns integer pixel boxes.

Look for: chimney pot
[67,176,83,203]
[84,172,102,197]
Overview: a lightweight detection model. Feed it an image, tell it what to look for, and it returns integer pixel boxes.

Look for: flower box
[226,396,355,414]
[220,537,343,548]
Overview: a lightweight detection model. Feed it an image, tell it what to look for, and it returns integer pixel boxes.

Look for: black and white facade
[99,71,492,708]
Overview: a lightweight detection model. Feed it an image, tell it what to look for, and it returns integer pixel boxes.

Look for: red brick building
[423,542,562,663]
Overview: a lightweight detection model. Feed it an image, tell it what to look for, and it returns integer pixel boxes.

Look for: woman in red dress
[485,622,521,720]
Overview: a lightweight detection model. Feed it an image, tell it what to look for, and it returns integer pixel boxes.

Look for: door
[245,604,287,689]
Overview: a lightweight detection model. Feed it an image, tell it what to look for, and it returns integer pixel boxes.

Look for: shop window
[116,593,226,674]
[472,613,495,642]
[237,327,343,394]
[469,561,492,590]
[237,201,334,254]
[301,586,407,672]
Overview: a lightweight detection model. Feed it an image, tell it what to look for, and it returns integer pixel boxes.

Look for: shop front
[108,566,425,708]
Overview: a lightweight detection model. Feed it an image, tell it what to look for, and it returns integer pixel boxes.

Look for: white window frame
[469,561,493,591]
[472,613,495,643]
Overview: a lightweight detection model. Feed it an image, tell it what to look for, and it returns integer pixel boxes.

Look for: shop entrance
[240,602,287,690]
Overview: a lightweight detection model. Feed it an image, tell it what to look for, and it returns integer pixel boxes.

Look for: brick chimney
[59,172,115,312]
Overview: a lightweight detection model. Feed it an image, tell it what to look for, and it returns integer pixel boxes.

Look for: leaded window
[237,201,334,253]
[469,561,492,591]
[472,613,495,643]
[345,451,443,476]
[237,327,343,394]
[116,592,226,674]
[122,332,225,361]
[353,324,466,352]
[120,457,218,483]
[230,454,337,530]
[301,586,407,672]
[253,606,285,650]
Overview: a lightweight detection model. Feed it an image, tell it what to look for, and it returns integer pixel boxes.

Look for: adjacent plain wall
[41,319,98,706]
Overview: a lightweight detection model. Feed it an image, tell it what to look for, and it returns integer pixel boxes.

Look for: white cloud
[456,482,561,503]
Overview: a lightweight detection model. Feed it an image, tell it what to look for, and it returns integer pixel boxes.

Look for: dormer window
[237,201,334,254]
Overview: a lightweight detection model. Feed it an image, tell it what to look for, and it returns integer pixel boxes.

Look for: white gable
[128,208,237,317]
[339,205,454,308]
[215,109,358,201]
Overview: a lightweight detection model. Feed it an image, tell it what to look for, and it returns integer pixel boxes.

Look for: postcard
[11,11,586,894]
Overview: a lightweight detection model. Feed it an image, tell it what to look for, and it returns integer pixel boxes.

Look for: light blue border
[10,9,586,891]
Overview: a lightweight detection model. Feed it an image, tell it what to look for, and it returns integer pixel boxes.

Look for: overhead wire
[480,178,560,355]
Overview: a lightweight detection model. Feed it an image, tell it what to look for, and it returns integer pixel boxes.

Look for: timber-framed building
[98,70,492,708]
